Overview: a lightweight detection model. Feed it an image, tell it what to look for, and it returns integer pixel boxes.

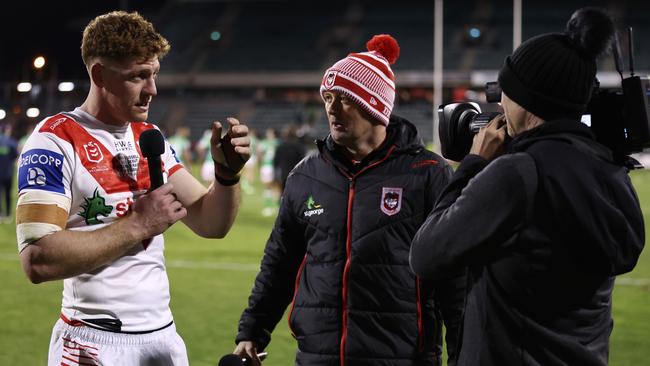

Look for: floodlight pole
[433,0,443,153]
[513,0,522,50]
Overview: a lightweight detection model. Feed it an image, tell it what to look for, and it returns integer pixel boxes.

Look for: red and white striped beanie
[320,34,400,125]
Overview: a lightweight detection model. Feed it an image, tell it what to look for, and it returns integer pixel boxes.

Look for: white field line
[0,253,259,272]
[1,254,649,282]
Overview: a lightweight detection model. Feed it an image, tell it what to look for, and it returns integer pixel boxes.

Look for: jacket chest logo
[381,187,402,216]
[303,195,324,217]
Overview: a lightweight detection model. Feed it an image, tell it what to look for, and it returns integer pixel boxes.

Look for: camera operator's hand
[470,114,507,161]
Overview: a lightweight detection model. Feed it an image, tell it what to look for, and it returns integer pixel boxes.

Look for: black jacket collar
[317,115,424,175]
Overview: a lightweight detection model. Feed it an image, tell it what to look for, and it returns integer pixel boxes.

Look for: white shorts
[201,161,215,182]
[260,166,274,184]
[48,318,188,366]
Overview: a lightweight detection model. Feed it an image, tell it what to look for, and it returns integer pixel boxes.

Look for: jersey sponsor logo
[303,195,324,217]
[79,188,113,225]
[113,153,140,181]
[114,139,135,153]
[381,187,402,216]
[47,117,67,131]
[18,149,65,194]
[27,167,47,186]
[116,197,134,217]
[83,141,104,163]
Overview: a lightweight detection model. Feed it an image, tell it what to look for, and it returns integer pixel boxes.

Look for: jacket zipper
[339,145,397,366]
[340,180,355,366]
[288,254,308,338]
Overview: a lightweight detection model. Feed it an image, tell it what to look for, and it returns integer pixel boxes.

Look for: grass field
[0,169,648,365]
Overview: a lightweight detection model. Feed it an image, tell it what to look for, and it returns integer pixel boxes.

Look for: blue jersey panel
[18,148,65,194]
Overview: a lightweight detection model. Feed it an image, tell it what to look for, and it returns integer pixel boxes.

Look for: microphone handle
[147,156,164,190]
[243,352,268,365]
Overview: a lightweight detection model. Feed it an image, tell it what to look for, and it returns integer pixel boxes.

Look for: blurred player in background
[273,124,306,193]
[258,127,279,216]
[168,125,192,165]
[15,11,250,366]
[0,123,18,222]
[241,128,259,194]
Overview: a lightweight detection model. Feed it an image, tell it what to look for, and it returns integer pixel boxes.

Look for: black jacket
[237,116,465,366]
[410,119,645,366]
[273,139,306,190]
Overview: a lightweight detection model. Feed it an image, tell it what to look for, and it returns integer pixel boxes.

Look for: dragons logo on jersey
[303,195,324,217]
[79,188,114,225]
[381,187,402,216]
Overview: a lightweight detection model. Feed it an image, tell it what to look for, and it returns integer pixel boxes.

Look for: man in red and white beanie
[234,34,464,366]
[320,34,399,126]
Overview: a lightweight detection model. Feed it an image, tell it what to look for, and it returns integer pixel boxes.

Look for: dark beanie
[498,8,614,121]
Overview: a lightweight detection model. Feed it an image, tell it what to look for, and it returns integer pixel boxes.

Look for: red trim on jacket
[411,159,439,169]
[288,254,308,338]
[339,145,397,366]
[340,182,355,366]
[416,276,424,352]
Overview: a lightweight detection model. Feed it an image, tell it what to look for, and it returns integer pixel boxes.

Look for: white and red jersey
[17,108,184,332]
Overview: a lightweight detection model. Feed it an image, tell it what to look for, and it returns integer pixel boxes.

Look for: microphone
[218,352,268,366]
[139,129,165,190]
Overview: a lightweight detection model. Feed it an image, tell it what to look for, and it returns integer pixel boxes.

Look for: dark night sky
[0,0,166,81]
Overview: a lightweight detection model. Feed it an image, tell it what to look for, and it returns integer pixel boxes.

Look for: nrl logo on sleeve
[303,195,324,217]
[381,187,402,216]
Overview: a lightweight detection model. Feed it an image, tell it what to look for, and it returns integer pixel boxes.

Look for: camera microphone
[139,128,165,190]
[218,352,268,366]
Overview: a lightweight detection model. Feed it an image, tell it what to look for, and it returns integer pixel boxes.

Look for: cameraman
[410,8,645,366]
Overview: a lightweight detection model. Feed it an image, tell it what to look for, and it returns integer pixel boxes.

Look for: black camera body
[438,82,502,161]
[439,27,650,166]
[588,76,650,156]
[438,102,499,161]
[438,76,650,165]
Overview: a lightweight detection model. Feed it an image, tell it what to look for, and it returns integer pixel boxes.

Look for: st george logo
[84,141,104,163]
[303,195,324,217]
[79,188,113,225]
[324,72,337,88]
[381,187,402,216]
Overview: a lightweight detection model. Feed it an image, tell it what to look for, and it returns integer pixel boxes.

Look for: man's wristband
[215,174,240,186]
[214,162,240,186]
